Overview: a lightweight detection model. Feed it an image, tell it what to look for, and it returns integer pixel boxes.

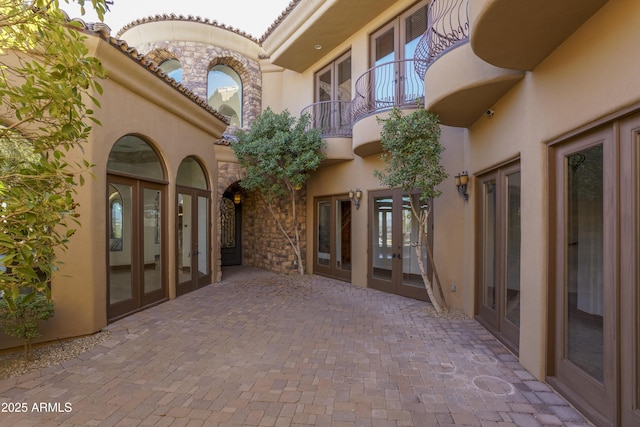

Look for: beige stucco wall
[462,0,640,379]
[0,35,227,350]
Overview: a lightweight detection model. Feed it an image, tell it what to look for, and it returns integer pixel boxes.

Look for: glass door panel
[565,145,604,382]
[336,199,351,272]
[401,194,425,289]
[402,4,427,101]
[372,196,394,282]
[482,181,497,311]
[373,26,397,108]
[143,188,162,295]
[177,193,192,287]
[177,189,210,294]
[197,196,209,286]
[314,196,351,281]
[317,201,331,267]
[505,172,521,327]
[108,183,133,305]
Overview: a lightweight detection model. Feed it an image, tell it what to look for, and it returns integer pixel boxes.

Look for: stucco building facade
[1,1,639,425]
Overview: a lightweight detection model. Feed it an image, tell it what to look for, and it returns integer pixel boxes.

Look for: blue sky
[63,0,293,38]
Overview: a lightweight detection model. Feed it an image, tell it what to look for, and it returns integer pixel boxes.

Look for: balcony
[351,59,424,156]
[302,100,354,164]
[470,0,608,71]
[416,0,524,127]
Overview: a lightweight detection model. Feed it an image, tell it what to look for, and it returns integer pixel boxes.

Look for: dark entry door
[369,188,432,300]
[221,194,242,266]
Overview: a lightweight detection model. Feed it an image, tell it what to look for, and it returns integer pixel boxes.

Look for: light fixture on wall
[455,171,469,202]
[348,189,362,209]
[233,192,242,205]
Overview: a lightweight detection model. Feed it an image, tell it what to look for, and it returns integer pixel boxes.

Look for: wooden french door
[107,175,166,320]
[369,188,432,300]
[177,187,211,296]
[619,116,640,427]
[314,195,352,281]
[369,1,428,105]
[548,112,640,427]
[476,162,521,354]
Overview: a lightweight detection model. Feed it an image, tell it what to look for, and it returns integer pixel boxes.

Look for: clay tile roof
[114,1,301,45]
[259,0,301,43]
[65,13,230,125]
[116,14,260,43]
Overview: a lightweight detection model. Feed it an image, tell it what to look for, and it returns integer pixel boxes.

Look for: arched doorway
[107,135,167,321]
[221,183,243,266]
[176,157,211,296]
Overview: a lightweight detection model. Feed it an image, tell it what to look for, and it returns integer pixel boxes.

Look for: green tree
[233,108,326,275]
[0,1,108,308]
[375,107,448,312]
[0,293,54,360]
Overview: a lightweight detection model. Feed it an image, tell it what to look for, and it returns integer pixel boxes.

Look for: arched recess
[107,135,167,321]
[176,156,211,296]
[221,181,243,267]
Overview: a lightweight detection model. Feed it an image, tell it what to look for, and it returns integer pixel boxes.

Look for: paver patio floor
[0,267,591,426]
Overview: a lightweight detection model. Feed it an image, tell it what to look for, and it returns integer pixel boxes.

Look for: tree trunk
[264,194,305,275]
[410,199,447,312]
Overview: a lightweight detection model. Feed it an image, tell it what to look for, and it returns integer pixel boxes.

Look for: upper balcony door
[315,52,351,136]
[369,1,428,107]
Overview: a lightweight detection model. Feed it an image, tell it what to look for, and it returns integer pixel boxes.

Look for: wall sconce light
[233,192,242,205]
[455,171,469,202]
[348,189,362,209]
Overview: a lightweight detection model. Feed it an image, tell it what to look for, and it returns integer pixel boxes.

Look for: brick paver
[0,267,592,426]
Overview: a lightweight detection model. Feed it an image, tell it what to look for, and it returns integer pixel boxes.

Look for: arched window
[107,135,165,181]
[207,65,242,127]
[159,58,183,83]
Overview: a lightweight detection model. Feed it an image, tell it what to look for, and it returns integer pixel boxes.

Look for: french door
[177,187,211,296]
[315,52,351,135]
[107,176,166,320]
[314,195,352,281]
[548,113,640,427]
[369,0,427,106]
[476,162,521,354]
[369,189,432,300]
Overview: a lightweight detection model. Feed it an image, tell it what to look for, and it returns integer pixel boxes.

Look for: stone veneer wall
[216,161,307,279]
[241,188,307,276]
[138,41,262,128]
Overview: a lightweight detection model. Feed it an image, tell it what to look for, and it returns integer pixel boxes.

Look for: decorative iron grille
[351,59,425,123]
[301,100,353,137]
[414,0,469,79]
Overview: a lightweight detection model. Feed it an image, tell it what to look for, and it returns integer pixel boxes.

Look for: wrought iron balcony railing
[301,100,353,138]
[414,0,469,79]
[351,59,425,124]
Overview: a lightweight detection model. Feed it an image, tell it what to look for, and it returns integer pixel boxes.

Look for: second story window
[312,51,351,136]
[369,1,427,103]
[208,65,242,127]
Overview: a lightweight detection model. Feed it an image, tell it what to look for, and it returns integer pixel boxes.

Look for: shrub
[0,292,55,360]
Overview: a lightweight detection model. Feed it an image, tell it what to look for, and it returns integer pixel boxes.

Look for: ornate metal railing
[351,59,425,123]
[414,0,469,79]
[302,100,353,137]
